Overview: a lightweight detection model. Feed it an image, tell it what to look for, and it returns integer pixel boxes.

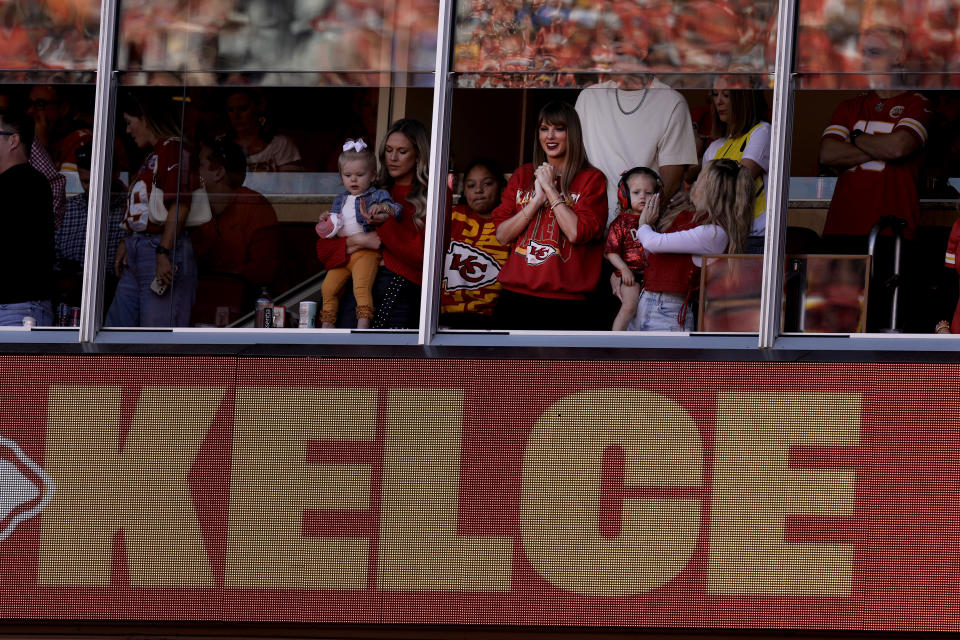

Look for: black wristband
[850,129,864,148]
[155,245,171,256]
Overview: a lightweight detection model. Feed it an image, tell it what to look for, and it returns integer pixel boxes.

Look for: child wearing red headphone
[605,167,663,330]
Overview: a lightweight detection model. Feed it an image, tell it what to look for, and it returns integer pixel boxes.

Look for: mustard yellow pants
[320,249,380,323]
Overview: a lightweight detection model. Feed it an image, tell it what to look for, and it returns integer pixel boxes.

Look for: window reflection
[118,0,438,77]
[454,0,777,88]
[798,0,960,87]
[0,1,99,71]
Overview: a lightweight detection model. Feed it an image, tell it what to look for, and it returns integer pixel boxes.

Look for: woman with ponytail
[628,158,753,331]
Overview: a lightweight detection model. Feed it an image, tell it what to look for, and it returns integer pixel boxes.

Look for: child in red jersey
[605,167,662,330]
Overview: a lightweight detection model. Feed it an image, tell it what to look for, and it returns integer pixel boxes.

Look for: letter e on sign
[709,392,858,596]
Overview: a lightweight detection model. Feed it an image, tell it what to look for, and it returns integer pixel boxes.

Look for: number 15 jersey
[822,91,930,238]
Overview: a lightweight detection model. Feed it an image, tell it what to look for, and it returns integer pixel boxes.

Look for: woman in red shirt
[491,101,607,330]
[316,119,433,328]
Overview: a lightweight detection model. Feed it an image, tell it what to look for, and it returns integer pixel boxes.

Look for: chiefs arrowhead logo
[444,241,501,290]
[0,436,55,542]
[525,241,558,266]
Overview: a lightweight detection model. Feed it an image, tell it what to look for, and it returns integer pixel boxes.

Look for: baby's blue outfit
[330,186,402,233]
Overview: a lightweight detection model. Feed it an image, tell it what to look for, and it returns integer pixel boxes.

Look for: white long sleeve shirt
[634,223,728,266]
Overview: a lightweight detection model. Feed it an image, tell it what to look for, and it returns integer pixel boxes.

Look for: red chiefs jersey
[643,209,702,296]
[605,211,645,277]
[492,164,607,300]
[441,204,510,317]
[122,138,196,232]
[822,91,931,238]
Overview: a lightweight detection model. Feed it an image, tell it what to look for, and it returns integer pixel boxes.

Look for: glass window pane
[104,0,441,331]
[102,80,435,330]
[789,6,959,337]
[0,81,97,328]
[444,2,779,335]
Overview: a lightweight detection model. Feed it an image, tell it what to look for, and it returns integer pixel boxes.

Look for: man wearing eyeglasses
[0,89,67,229]
[27,85,92,175]
[0,111,55,326]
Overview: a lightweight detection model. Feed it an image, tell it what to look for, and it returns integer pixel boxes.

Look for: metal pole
[757,0,799,348]
[78,0,120,342]
[418,0,456,345]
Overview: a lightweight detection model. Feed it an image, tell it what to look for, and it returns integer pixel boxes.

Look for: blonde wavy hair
[376,119,430,229]
[660,158,753,254]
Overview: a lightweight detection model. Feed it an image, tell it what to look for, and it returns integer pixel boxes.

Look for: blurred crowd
[0,0,438,78]
[455,0,960,89]
[7,0,960,90]
[798,0,960,87]
[454,0,777,87]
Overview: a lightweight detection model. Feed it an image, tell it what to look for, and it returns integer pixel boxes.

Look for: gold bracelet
[550,198,565,209]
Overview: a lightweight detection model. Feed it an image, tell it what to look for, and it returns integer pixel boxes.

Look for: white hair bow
[343,138,368,152]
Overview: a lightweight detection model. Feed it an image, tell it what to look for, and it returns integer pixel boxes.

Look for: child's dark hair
[338,138,377,175]
[460,156,506,199]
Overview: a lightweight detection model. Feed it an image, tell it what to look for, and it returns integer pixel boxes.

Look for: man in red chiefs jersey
[818,26,931,331]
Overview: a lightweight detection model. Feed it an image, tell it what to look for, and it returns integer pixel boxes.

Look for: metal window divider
[758,0,799,348]
[418,0,456,346]
[78,0,121,343]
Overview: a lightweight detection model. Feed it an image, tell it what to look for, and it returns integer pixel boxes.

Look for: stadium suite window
[11,0,960,347]
[83,0,439,335]
[786,0,960,337]
[437,0,778,335]
[0,2,97,336]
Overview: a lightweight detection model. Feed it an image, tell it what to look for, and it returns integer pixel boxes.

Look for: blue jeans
[0,300,53,326]
[104,232,197,327]
[629,290,694,331]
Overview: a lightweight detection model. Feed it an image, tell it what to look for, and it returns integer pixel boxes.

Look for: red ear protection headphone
[617,167,663,213]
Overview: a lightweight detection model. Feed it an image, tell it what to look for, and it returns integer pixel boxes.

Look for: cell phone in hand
[150,275,168,296]
[150,265,177,296]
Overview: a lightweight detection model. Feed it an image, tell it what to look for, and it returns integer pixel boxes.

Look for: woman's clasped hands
[534,162,559,204]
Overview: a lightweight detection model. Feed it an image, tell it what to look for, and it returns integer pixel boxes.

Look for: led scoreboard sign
[0,355,953,632]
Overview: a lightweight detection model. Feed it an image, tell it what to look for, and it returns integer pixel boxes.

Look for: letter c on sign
[520,389,703,595]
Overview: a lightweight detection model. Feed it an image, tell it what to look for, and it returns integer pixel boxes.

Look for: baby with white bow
[316,138,401,328]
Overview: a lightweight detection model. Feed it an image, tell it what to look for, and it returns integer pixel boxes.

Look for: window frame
[0,0,946,352]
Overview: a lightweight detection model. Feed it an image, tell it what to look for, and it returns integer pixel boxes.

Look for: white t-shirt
[703,122,771,237]
[575,79,699,226]
[338,194,365,237]
[246,134,302,171]
[634,223,728,267]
